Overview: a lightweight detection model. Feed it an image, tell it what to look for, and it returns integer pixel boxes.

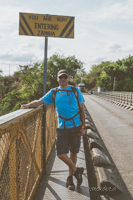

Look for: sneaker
[66,176,75,191]
[73,167,84,187]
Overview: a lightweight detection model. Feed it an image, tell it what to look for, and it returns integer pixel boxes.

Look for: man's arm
[79,103,86,136]
[21,100,44,109]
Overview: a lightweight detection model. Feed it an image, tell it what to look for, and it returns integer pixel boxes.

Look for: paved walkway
[33,138,90,200]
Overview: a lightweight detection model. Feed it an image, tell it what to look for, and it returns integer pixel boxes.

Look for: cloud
[122,45,133,52]
[79,0,133,23]
[19,43,33,49]
[106,42,122,52]
[89,55,107,64]
[0,33,4,39]
[106,43,133,54]
[0,49,35,62]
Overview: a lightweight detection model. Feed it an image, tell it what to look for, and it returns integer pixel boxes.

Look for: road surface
[83,93,133,200]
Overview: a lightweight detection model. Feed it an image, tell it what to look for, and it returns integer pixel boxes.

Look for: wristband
[82,126,85,129]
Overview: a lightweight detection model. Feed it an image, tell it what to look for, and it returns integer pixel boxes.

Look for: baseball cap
[57,69,69,77]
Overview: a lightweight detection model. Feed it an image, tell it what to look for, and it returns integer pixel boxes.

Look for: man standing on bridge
[21,69,85,191]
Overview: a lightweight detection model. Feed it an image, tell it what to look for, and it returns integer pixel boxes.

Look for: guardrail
[93,91,133,110]
[0,104,57,200]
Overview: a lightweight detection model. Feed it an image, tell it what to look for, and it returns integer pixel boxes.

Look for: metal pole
[43,37,48,95]
[42,37,48,175]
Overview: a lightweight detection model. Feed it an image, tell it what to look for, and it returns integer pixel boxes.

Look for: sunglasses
[59,75,68,79]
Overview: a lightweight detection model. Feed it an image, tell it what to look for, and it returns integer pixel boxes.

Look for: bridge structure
[0,92,133,200]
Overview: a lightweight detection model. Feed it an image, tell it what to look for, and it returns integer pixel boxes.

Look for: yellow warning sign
[19,12,74,38]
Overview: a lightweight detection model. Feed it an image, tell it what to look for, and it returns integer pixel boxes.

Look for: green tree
[18,62,44,102]
[0,75,17,102]
[123,78,133,91]
[47,53,85,89]
[83,63,105,90]
[0,89,26,115]
[0,54,86,116]
[87,55,133,92]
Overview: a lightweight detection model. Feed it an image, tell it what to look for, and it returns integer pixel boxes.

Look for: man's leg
[69,152,77,176]
[58,153,84,188]
[56,128,84,189]
[57,153,76,191]
[69,127,84,187]
[57,153,77,173]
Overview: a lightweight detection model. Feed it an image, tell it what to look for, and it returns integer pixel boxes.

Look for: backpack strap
[52,86,80,109]
[70,85,80,111]
[52,87,58,108]
[70,85,81,123]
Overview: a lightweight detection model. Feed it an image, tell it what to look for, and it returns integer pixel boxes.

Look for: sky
[0,0,133,75]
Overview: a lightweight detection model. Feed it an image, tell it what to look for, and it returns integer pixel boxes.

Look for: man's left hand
[78,128,86,136]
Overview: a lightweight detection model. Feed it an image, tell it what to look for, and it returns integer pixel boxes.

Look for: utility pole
[9,65,10,76]
[113,77,116,91]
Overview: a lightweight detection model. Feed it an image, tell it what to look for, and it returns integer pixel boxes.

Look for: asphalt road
[83,93,133,200]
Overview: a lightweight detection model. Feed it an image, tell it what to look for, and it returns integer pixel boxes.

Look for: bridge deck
[84,94,133,200]
[33,138,90,200]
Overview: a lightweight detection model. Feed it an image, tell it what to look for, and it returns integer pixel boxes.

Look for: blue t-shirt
[40,85,85,129]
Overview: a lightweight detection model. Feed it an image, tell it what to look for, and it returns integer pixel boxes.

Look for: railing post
[9,138,19,200]
[42,104,46,175]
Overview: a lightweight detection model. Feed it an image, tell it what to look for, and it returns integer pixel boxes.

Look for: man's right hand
[21,104,30,109]
[21,100,43,109]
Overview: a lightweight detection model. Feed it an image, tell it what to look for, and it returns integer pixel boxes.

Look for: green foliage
[0,54,85,116]
[18,62,44,101]
[84,55,133,92]
[0,75,19,106]
[13,71,22,82]
[2,53,133,116]
[0,89,26,115]
[83,63,105,90]
[123,78,133,91]
[47,53,85,89]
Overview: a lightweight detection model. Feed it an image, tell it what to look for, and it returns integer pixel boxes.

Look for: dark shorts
[56,126,81,155]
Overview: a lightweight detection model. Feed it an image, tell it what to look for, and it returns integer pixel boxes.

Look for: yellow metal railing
[0,104,57,200]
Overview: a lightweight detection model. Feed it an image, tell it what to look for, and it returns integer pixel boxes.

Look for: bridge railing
[93,91,133,109]
[0,104,57,200]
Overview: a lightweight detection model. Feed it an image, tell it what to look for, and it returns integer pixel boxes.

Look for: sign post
[44,37,48,95]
